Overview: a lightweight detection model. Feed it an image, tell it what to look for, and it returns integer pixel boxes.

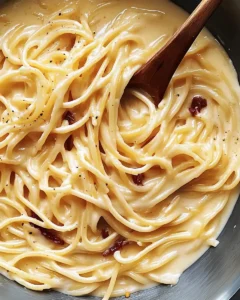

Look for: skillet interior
[0,0,239,299]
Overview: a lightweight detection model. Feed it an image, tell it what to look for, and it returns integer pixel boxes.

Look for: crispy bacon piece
[101,228,110,239]
[30,212,64,245]
[63,111,75,125]
[189,96,207,117]
[132,174,144,186]
[98,217,110,239]
[64,135,74,151]
[103,238,130,257]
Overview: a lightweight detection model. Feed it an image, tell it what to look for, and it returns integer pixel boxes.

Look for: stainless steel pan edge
[0,0,239,299]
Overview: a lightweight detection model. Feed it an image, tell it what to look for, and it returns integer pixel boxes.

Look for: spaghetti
[0,0,239,299]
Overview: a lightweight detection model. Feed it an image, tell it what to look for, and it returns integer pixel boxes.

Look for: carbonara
[0,0,239,299]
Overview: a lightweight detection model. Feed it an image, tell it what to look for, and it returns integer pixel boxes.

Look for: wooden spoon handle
[129,0,223,105]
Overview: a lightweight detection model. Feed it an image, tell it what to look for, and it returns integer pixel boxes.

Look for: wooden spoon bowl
[128,0,223,105]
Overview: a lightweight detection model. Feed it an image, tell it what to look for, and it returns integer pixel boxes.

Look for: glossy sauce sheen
[0,0,239,298]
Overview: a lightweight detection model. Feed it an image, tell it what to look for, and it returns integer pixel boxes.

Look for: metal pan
[0,0,239,299]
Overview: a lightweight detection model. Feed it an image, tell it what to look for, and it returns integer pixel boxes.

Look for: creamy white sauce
[0,0,239,298]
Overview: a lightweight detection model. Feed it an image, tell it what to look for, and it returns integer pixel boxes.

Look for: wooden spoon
[128,0,223,105]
